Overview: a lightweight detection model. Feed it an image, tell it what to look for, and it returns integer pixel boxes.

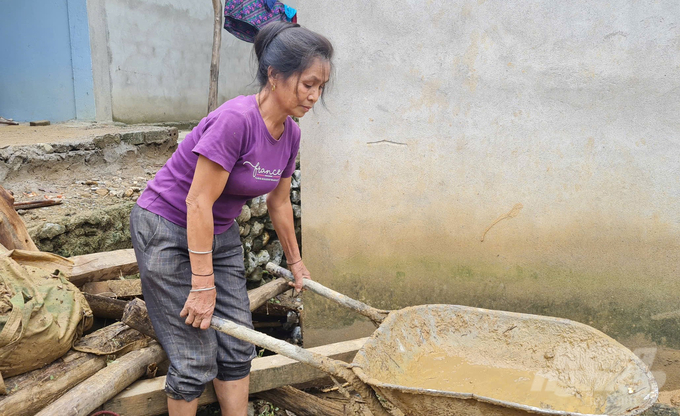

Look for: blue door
[0,0,94,122]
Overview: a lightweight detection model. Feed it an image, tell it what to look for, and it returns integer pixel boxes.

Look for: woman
[129,22,333,416]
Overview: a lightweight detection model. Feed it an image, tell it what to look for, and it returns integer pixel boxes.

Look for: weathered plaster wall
[297,0,680,364]
[87,0,258,123]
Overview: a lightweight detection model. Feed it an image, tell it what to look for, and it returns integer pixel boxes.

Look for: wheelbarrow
[209,263,658,416]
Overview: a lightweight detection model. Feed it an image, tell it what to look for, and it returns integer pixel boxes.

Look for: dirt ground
[0,121,177,146]
[1,122,187,241]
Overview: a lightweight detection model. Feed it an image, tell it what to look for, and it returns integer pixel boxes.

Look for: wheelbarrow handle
[266,262,389,326]
[209,315,392,416]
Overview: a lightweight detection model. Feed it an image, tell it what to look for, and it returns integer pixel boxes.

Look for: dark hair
[254,22,334,100]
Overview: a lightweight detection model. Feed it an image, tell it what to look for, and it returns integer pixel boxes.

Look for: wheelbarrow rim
[351,304,659,416]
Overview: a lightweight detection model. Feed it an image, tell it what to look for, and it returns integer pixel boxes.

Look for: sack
[224,0,297,43]
[0,250,92,377]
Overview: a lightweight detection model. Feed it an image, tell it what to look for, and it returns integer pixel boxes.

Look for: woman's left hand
[288,260,311,294]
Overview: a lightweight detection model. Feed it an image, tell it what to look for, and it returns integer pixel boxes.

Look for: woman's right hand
[180,276,216,330]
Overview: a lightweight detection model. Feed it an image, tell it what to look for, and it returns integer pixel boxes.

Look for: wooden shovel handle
[265,263,389,327]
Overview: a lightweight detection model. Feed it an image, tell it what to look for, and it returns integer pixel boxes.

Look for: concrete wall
[88,0,260,123]
[0,0,95,122]
[297,0,680,362]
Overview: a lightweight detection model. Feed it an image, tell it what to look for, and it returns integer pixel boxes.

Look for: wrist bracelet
[288,258,303,266]
[188,248,213,255]
[190,286,216,293]
[192,271,214,277]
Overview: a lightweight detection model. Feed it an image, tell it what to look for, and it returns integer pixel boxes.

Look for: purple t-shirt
[137,95,300,234]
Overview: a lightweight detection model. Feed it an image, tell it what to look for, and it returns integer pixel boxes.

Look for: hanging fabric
[224,0,298,43]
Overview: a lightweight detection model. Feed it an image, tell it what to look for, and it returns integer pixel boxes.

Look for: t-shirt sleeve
[281,124,301,178]
[192,110,247,173]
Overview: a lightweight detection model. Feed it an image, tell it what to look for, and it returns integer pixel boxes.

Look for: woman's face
[272,58,330,118]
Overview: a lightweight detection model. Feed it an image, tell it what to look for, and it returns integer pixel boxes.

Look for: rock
[38,223,66,239]
[247,267,264,284]
[95,188,109,196]
[110,189,124,198]
[239,223,251,237]
[265,241,284,265]
[256,250,270,265]
[263,217,275,230]
[290,190,300,204]
[292,204,301,219]
[85,180,98,185]
[236,205,251,223]
[17,209,27,216]
[291,170,301,189]
[250,221,264,238]
[260,231,270,248]
[249,195,268,217]
[253,231,271,252]
[123,188,134,198]
[243,237,253,253]
[245,252,257,275]
[41,143,54,153]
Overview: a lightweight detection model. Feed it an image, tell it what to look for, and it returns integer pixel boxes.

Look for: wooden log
[83,293,128,319]
[256,385,346,416]
[29,120,50,126]
[207,0,223,113]
[35,342,166,416]
[13,199,62,210]
[0,185,39,251]
[102,337,368,416]
[67,248,138,286]
[82,279,142,298]
[122,298,157,339]
[121,278,293,340]
[0,117,19,125]
[73,322,148,356]
[0,352,107,416]
[248,277,291,311]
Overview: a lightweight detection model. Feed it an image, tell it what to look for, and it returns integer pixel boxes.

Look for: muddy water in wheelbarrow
[210,263,657,416]
[351,304,657,416]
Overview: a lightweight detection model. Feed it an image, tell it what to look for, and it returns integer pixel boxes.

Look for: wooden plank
[67,248,138,286]
[82,279,142,298]
[101,337,368,416]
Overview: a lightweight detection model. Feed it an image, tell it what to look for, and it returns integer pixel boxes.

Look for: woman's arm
[181,155,230,330]
[267,176,310,292]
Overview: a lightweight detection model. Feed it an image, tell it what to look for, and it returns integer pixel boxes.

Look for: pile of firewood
[0,184,368,416]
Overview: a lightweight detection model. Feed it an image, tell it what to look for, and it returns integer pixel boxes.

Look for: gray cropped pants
[130,204,255,402]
